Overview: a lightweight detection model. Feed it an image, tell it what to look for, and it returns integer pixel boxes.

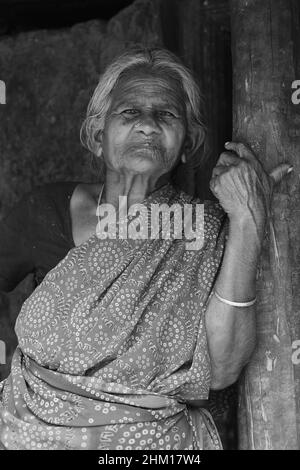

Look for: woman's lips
[133,140,155,145]
[123,142,165,162]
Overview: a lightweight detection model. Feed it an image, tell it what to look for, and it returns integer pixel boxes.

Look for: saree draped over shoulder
[0,184,228,450]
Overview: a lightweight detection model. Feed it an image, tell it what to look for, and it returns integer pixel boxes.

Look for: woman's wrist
[228,212,265,249]
[224,216,264,274]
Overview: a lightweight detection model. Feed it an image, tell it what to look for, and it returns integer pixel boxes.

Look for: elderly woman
[0,47,291,450]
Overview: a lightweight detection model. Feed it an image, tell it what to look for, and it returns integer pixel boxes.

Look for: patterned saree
[0,183,228,450]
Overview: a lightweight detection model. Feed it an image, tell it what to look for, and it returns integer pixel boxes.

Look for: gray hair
[80,47,207,168]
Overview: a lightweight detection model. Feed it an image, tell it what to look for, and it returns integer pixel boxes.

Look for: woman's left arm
[205,142,292,390]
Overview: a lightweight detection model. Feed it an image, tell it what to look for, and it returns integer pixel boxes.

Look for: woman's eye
[158,111,175,118]
[122,109,139,115]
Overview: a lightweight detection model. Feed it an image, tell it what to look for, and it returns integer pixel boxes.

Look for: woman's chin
[121,154,165,174]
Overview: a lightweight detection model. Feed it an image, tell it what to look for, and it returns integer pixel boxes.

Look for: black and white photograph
[0,0,299,456]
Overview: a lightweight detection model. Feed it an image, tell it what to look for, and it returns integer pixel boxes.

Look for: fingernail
[224,141,230,146]
[287,166,294,174]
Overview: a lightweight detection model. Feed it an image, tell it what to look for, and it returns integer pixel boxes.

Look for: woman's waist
[6,349,190,414]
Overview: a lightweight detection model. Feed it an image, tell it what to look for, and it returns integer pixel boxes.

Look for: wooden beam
[178,0,232,200]
[230,0,300,449]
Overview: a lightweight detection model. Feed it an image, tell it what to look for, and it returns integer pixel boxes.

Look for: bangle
[213,290,257,307]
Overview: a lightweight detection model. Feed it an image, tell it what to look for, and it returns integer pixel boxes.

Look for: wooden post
[230,0,300,449]
[178,0,232,200]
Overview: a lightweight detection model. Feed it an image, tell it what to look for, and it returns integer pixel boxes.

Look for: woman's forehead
[111,69,186,108]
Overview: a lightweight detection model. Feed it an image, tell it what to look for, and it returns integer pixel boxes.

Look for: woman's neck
[103,170,172,208]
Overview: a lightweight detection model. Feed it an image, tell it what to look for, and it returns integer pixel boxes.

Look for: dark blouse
[0,182,79,292]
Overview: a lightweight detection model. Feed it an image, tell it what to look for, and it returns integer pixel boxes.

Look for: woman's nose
[135,113,160,135]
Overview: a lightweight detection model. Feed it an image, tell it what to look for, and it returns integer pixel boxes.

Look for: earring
[181,153,187,164]
[97,147,103,158]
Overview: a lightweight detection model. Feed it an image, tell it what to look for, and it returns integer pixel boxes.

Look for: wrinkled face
[100,68,187,177]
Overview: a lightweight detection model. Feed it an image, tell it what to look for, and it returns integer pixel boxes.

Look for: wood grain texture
[230,0,300,449]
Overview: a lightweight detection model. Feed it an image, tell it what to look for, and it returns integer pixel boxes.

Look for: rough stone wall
[0,20,106,214]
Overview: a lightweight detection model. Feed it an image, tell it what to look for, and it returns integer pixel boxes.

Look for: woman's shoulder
[69,182,102,211]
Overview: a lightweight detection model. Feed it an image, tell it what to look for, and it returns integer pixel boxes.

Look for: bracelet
[213,290,257,307]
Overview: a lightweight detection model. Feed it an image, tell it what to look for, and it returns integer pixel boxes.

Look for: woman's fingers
[215,151,240,167]
[210,160,267,227]
[224,141,293,186]
[224,141,256,162]
[211,165,227,178]
[211,151,240,179]
[211,142,293,229]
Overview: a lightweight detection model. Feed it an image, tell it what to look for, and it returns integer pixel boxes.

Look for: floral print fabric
[0,184,227,450]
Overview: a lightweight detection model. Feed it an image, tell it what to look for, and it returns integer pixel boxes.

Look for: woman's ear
[95,129,102,144]
[94,130,103,158]
[96,147,103,158]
